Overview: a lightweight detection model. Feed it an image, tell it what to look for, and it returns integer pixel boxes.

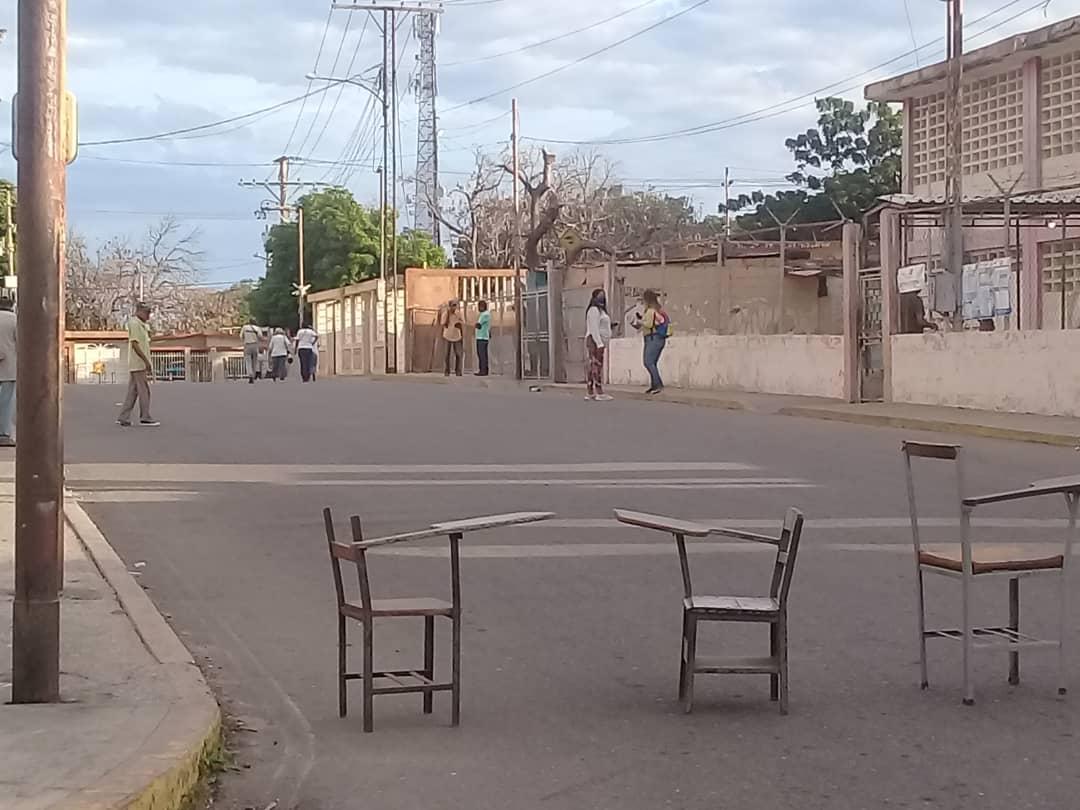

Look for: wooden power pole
[13,0,67,704]
[511,97,522,381]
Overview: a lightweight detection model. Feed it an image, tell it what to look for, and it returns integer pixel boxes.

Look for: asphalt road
[64,378,1080,810]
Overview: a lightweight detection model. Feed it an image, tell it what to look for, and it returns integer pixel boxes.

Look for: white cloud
[0,0,1074,282]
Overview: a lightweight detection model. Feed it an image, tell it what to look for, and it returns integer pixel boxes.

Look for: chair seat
[342,598,454,618]
[684,595,780,615]
[919,546,1064,576]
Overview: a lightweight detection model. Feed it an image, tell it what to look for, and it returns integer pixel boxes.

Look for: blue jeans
[0,380,14,437]
[643,335,666,390]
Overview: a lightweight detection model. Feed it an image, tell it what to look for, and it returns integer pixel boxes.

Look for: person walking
[0,298,17,446]
[584,288,613,401]
[268,327,291,382]
[116,302,160,427]
[241,318,261,384]
[443,300,464,377]
[632,289,670,394]
[474,300,491,377]
[295,322,319,382]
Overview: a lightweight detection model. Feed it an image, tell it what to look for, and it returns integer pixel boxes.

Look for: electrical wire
[280,6,335,157]
[442,0,663,67]
[440,0,709,113]
[903,0,921,68]
[302,14,372,165]
[294,13,354,157]
[522,0,1033,146]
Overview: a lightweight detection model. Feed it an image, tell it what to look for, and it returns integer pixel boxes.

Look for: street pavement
[63,377,1080,810]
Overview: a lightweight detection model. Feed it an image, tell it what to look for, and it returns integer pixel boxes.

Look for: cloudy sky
[0,0,1074,285]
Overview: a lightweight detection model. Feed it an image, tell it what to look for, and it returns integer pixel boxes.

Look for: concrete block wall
[891,330,1080,417]
[607,334,846,399]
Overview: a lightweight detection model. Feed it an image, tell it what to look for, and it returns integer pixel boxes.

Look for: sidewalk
[371,373,1080,447]
[0,485,220,809]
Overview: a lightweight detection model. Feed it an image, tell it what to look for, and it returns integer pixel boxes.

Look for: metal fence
[150,350,187,381]
[224,355,247,380]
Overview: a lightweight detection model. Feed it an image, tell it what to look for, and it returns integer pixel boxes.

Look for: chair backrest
[901,441,965,559]
[322,507,373,613]
[769,507,805,606]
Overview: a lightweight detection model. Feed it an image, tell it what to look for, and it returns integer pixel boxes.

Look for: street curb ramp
[64,498,223,810]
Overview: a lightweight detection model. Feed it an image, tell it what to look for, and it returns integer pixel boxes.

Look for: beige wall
[566,261,843,337]
[891,330,1080,417]
[607,334,846,399]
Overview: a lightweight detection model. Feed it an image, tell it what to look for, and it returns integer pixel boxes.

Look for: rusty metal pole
[511,97,523,381]
[12,0,66,704]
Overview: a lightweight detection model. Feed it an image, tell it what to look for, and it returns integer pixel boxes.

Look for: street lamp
[305,72,383,102]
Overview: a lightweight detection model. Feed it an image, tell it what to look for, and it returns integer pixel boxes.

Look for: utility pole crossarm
[333,2,443,12]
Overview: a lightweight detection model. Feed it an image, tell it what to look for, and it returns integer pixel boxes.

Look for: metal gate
[521,288,550,380]
[858,267,884,402]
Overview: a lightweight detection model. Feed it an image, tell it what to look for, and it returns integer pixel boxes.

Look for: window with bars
[1042,238,1080,294]
[909,70,1024,187]
[1042,51,1080,158]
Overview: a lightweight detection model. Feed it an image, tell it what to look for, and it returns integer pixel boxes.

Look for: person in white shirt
[240,319,261,384]
[584,288,613,401]
[268,328,291,382]
[294,323,319,382]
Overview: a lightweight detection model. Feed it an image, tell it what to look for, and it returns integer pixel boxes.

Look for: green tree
[248,188,445,328]
[0,180,15,277]
[726,97,901,231]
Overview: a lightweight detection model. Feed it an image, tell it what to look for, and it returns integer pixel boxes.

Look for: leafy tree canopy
[248,187,446,328]
[727,97,901,232]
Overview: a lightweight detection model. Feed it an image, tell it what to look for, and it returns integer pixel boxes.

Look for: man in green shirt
[116,303,160,427]
[475,299,491,377]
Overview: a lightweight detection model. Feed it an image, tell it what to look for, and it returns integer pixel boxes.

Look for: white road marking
[2,461,759,484]
[378,542,1080,559]
[73,490,201,503]
[524,517,1073,530]
[292,477,813,489]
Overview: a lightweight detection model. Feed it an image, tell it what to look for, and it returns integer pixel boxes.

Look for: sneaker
[139,419,161,427]
[116,419,131,427]
[585,394,596,401]
[648,387,664,396]
[595,394,614,401]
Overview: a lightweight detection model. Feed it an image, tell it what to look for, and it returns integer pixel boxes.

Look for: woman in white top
[294,323,319,383]
[584,288,613,401]
[268,328,291,382]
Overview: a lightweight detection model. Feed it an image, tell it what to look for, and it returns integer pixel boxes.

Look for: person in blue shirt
[475,299,492,376]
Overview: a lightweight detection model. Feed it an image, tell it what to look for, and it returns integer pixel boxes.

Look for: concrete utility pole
[13,0,66,704]
[943,0,965,321]
[511,97,523,381]
[297,206,306,327]
[238,161,326,224]
[390,9,399,374]
[276,156,291,222]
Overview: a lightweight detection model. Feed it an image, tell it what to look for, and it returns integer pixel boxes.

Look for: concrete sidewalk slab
[0,486,220,810]
[370,373,1080,446]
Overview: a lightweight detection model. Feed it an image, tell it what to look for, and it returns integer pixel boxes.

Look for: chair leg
[961,576,975,706]
[1059,571,1069,697]
[769,622,779,702]
[362,619,375,733]
[451,610,462,727]
[917,569,929,690]
[423,616,435,714]
[778,616,790,716]
[682,616,698,714]
[678,610,689,700]
[1008,577,1020,686]
[338,615,348,718]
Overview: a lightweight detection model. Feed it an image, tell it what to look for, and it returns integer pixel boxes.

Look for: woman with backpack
[632,289,670,394]
[584,288,613,401]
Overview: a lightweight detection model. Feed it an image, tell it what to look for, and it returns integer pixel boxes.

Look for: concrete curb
[538,383,748,411]
[64,498,223,810]
[777,406,1080,447]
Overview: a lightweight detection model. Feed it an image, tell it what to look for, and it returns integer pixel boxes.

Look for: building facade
[866,14,1080,329]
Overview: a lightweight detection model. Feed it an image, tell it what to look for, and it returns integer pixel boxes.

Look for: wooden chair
[323,508,461,733]
[614,508,805,715]
[902,441,1076,705]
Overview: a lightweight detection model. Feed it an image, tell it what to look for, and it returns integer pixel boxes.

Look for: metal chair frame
[902,441,1076,705]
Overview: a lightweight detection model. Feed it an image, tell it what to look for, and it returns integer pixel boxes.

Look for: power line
[903,0,922,67]
[295,12,355,157]
[280,6,336,156]
[523,0,1032,146]
[80,84,337,147]
[442,0,663,67]
[440,0,709,113]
